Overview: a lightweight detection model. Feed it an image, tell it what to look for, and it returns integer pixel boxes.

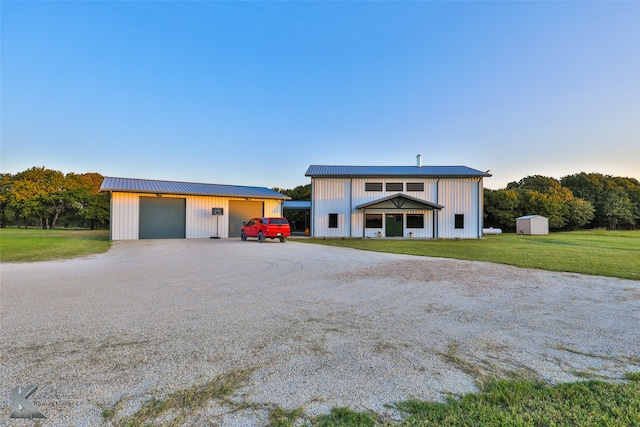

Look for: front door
[386,214,403,237]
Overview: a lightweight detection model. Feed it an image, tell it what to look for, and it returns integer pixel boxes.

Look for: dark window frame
[365,213,383,228]
[328,213,338,228]
[406,182,424,192]
[407,214,424,228]
[365,182,383,192]
[385,182,403,192]
[455,214,464,229]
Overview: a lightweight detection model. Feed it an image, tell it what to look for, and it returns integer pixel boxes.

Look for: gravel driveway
[1,239,639,426]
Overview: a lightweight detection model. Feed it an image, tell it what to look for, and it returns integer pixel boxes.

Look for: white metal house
[100,177,289,240]
[305,159,491,239]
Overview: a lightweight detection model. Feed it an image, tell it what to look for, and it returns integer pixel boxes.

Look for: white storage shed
[516,215,549,235]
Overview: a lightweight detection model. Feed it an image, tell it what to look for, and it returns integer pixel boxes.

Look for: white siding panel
[110,192,139,240]
[186,196,229,238]
[263,200,283,217]
[311,178,351,237]
[438,178,481,238]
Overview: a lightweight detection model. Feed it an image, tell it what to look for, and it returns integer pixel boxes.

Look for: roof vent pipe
[416,154,422,168]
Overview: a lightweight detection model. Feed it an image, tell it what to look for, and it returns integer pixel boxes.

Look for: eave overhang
[355,194,444,210]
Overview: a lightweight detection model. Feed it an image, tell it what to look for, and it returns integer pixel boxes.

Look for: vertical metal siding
[437,178,480,238]
[311,178,351,237]
[110,192,139,240]
[185,196,229,238]
[263,199,283,217]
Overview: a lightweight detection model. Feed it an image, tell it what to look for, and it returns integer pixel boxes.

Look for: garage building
[100,177,290,240]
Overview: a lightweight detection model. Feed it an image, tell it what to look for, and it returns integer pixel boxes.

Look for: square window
[455,214,464,229]
[386,182,403,192]
[365,182,383,191]
[365,214,383,228]
[328,213,338,228]
[407,214,424,228]
[406,182,424,192]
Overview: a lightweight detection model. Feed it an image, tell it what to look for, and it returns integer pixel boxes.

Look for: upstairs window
[386,182,403,192]
[365,182,382,192]
[406,182,424,192]
[455,214,464,229]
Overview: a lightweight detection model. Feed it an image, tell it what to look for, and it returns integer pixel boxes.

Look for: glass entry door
[385,214,403,237]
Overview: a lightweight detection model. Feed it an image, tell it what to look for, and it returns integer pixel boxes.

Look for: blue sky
[2,1,638,190]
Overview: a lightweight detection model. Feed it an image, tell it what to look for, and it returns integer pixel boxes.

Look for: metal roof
[283,201,311,209]
[517,215,546,219]
[100,177,291,200]
[305,165,491,178]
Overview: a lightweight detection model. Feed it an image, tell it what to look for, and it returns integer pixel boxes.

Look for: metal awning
[355,194,444,211]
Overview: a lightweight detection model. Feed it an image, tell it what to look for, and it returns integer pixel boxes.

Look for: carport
[283,200,311,233]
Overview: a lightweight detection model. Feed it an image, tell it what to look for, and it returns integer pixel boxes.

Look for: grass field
[297,230,640,280]
[0,228,110,262]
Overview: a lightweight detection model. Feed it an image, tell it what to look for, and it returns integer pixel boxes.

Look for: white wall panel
[263,200,283,217]
[311,178,352,237]
[186,196,229,238]
[437,178,482,238]
[110,192,139,240]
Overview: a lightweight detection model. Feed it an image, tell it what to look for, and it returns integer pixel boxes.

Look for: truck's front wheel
[258,231,265,243]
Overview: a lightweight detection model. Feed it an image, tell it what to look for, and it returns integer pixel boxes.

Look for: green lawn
[0,228,110,262]
[296,230,640,280]
[308,375,640,427]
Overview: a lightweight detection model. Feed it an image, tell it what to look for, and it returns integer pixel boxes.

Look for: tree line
[0,167,109,229]
[485,173,640,231]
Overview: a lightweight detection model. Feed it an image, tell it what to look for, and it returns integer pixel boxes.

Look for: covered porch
[355,194,444,239]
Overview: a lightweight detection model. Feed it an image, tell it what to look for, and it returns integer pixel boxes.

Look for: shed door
[139,197,186,239]
[229,200,263,237]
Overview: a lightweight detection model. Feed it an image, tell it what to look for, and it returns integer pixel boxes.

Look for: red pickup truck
[241,217,291,243]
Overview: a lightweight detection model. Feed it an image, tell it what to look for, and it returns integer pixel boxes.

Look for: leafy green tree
[2,167,109,229]
[561,173,640,229]
[602,190,635,230]
[6,168,57,228]
[0,173,13,228]
[273,183,311,201]
[565,197,595,230]
[484,188,520,230]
